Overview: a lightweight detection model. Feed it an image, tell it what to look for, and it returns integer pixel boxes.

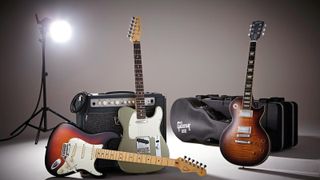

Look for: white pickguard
[57,138,102,176]
[128,106,163,139]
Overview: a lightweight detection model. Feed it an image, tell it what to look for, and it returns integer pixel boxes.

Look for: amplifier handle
[105,91,135,94]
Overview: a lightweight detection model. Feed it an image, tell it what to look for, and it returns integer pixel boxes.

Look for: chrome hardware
[90,97,155,107]
[237,126,252,134]
[235,140,251,144]
[236,134,250,138]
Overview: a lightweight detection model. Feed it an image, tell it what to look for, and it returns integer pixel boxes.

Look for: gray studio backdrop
[0,0,319,140]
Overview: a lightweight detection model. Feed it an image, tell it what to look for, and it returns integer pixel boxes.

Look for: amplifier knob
[110,101,114,105]
[124,100,127,104]
[115,100,120,105]
[128,100,131,104]
[103,101,107,105]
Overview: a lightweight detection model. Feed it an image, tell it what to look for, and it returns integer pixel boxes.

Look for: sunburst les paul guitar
[117,16,170,173]
[45,123,206,177]
[219,21,271,166]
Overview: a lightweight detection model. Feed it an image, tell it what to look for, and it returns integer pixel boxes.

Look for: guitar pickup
[61,143,71,158]
[236,134,251,138]
[237,126,252,134]
[239,110,253,118]
[235,140,251,144]
[137,138,149,144]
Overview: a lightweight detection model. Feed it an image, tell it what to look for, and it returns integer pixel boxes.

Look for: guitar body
[219,97,270,166]
[117,106,170,173]
[45,123,119,177]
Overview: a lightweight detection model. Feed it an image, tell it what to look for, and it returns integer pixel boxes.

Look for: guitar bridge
[235,140,251,144]
[236,134,251,138]
[136,136,151,154]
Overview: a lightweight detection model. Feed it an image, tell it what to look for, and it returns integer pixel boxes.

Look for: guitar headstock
[174,156,207,177]
[127,16,141,42]
[248,20,266,41]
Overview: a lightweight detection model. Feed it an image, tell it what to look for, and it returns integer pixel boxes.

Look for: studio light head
[49,20,72,43]
[35,14,72,43]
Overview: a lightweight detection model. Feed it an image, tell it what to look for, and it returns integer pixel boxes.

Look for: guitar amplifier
[71,91,167,140]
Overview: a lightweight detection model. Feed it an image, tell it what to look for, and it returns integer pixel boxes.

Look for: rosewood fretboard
[243,41,257,110]
[133,41,146,119]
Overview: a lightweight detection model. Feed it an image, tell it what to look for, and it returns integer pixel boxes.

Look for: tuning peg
[132,16,135,20]
[184,156,187,159]
[196,161,199,164]
[262,32,265,36]
[200,163,203,166]
[249,24,252,27]
[204,165,207,168]
[264,24,267,27]
[248,33,250,36]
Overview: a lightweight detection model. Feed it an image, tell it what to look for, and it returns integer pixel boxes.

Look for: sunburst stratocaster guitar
[117,17,170,173]
[219,21,270,166]
[45,123,206,177]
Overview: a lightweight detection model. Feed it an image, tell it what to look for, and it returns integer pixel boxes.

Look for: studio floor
[0,131,319,180]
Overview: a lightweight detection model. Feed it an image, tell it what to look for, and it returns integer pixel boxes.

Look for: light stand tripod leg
[47,108,72,123]
[34,108,46,144]
[10,107,44,136]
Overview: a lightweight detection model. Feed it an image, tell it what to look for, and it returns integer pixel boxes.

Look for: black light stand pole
[10,14,71,144]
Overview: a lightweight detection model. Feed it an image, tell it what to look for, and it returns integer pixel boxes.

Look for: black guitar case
[170,95,298,152]
[170,97,230,144]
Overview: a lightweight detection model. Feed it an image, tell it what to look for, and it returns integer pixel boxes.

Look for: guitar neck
[133,41,146,119]
[243,41,257,110]
[96,148,176,167]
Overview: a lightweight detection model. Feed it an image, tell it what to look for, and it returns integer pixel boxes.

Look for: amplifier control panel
[90,97,155,107]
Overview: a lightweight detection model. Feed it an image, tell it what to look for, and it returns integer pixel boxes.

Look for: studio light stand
[10,14,71,144]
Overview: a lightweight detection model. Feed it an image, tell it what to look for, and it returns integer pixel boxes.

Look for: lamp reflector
[49,20,72,43]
